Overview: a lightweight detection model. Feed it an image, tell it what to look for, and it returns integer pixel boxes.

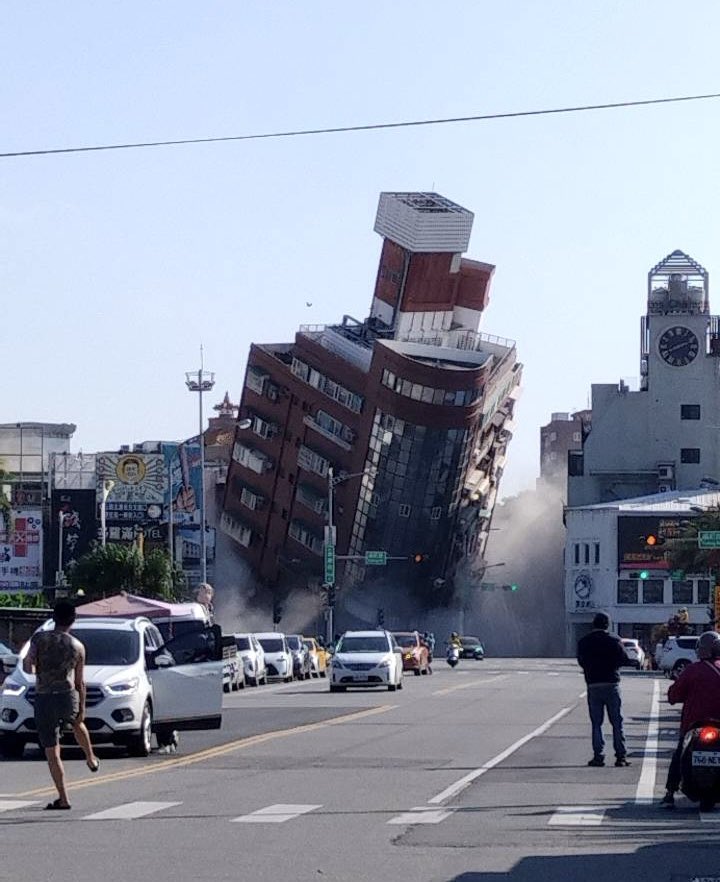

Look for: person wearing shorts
[24,600,99,810]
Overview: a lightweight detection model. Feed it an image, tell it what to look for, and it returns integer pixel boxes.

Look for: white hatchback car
[0,616,224,758]
[659,635,700,679]
[255,633,293,682]
[621,638,646,670]
[329,630,404,692]
[234,633,268,686]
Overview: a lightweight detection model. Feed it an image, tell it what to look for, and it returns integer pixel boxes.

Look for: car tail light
[699,726,720,743]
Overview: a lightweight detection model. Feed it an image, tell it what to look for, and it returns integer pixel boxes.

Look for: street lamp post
[324,466,376,643]
[186,354,215,585]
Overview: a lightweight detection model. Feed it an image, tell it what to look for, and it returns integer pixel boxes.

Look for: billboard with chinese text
[0,510,43,590]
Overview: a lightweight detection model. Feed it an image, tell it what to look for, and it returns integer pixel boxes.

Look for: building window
[672,580,693,604]
[399,504,411,518]
[297,444,330,478]
[240,486,263,511]
[681,448,701,464]
[617,580,639,604]
[430,506,442,520]
[245,366,269,396]
[681,404,701,420]
[574,544,580,565]
[697,579,711,605]
[594,543,600,565]
[584,544,590,565]
[572,431,582,442]
[550,431,557,441]
[288,520,323,555]
[642,579,664,604]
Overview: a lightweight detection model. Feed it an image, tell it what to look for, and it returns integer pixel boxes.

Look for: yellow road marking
[17,704,394,798]
[432,674,509,697]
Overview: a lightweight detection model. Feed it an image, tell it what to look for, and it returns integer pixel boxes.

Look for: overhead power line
[1,91,719,160]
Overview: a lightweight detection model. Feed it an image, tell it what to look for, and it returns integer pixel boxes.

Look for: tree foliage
[666,507,720,576]
[68,544,184,601]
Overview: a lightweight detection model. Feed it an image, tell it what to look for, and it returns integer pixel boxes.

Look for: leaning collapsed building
[222,192,522,623]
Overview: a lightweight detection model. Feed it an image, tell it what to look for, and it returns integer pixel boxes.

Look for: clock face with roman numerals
[658,326,699,366]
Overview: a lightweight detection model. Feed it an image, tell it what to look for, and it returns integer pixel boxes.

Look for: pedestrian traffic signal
[510,583,519,591]
[628,570,650,580]
[272,601,283,625]
[377,607,385,627]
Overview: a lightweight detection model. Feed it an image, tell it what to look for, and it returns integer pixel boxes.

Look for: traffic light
[377,607,385,627]
[510,583,519,592]
[412,553,429,564]
[628,570,650,580]
[644,534,666,548]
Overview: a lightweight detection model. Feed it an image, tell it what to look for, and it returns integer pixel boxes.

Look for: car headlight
[1,681,26,697]
[105,678,140,695]
[332,658,346,669]
[377,660,391,669]
[243,658,254,671]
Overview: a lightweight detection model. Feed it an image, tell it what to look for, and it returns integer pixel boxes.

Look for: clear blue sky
[3,1,720,496]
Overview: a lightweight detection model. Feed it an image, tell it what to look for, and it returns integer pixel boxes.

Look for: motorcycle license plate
[692,751,720,767]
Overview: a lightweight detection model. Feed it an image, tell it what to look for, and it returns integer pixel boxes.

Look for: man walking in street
[23,600,99,810]
[577,612,631,767]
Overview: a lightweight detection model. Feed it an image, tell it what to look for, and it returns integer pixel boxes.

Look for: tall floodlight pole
[186,349,215,585]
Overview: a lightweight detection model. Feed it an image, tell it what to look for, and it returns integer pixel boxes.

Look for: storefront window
[672,580,693,604]
[641,579,664,604]
[617,580,639,604]
[697,579,712,605]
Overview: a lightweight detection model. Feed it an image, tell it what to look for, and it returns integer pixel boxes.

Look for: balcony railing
[303,415,352,451]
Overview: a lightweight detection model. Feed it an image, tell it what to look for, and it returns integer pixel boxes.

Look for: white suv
[0,616,223,758]
[329,630,404,692]
[659,635,699,679]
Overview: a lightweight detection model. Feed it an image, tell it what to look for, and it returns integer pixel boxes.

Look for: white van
[0,615,223,758]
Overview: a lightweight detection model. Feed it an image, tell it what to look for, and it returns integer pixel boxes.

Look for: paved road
[1,659,717,881]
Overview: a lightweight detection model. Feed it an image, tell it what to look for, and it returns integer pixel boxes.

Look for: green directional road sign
[365,550,388,566]
[324,544,336,585]
[699,531,720,549]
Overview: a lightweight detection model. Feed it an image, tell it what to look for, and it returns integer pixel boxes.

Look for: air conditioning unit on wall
[657,482,673,493]
[657,463,675,480]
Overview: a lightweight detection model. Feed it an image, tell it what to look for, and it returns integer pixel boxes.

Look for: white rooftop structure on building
[374,192,474,253]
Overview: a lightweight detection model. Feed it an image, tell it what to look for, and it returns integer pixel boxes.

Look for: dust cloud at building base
[461,483,568,657]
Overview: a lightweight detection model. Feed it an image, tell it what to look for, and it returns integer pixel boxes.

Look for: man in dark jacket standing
[577,612,630,767]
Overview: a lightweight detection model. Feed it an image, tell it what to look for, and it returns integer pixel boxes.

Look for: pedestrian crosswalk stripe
[83,801,182,820]
[0,800,37,813]
[548,806,605,826]
[387,806,454,825]
[232,803,321,824]
[700,811,720,823]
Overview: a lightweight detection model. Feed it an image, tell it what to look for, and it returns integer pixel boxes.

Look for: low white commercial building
[564,488,720,653]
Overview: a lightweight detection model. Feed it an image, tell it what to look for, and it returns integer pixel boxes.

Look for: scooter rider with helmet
[449,631,463,649]
[660,630,720,808]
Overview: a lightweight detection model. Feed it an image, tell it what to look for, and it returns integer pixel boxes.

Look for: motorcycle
[446,645,460,668]
[680,720,720,811]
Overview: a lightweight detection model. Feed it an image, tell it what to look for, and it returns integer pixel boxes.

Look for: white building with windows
[568,251,720,507]
[564,489,720,652]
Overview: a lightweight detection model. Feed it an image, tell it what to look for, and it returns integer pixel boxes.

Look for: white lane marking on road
[428,703,576,805]
[387,806,454,825]
[232,803,322,824]
[700,812,720,823]
[548,806,605,826]
[83,801,181,820]
[0,800,38,812]
[432,674,508,696]
[635,678,661,805]
[548,672,560,677]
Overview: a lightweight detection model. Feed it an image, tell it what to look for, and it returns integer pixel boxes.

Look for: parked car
[0,641,18,683]
[256,633,293,682]
[392,631,431,676]
[286,634,312,680]
[302,637,328,678]
[459,635,485,660]
[659,635,699,679]
[0,616,223,758]
[621,638,646,670]
[329,630,404,693]
[234,633,268,686]
[222,635,244,692]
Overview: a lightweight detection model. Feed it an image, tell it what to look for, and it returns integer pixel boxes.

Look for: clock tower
[642,250,713,388]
